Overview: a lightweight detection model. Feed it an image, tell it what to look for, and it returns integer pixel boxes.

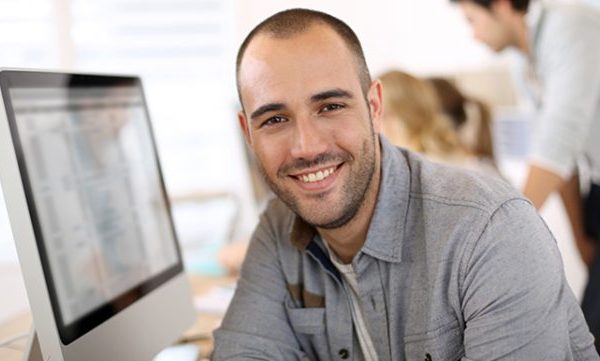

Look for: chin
[297,207,342,228]
[488,41,509,53]
[299,211,336,227]
[301,207,357,229]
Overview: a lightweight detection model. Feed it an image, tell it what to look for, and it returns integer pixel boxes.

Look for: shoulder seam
[409,191,526,215]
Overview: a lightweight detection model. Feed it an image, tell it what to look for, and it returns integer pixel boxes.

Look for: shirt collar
[290,216,315,250]
[289,136,410,263]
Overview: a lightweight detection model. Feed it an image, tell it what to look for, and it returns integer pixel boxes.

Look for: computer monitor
[0,70,195,361]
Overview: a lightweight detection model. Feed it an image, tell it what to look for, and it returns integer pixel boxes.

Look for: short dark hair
[235,8,372,105]
[449,0,530,12]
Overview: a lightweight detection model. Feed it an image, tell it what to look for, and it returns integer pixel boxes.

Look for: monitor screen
[0,72,183,344]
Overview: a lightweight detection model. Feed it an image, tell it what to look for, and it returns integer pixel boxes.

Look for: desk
[0,274,234,361]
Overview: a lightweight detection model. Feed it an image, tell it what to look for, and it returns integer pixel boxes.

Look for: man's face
[458,1,515,52]
[238,24,383,229]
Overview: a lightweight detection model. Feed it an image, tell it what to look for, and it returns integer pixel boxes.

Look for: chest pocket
[285,299,330,361]
[403,320,464,361]
[285,283,326,334]
[285,302,326,334]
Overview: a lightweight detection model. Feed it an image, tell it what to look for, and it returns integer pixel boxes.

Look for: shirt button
[338,348,350,359]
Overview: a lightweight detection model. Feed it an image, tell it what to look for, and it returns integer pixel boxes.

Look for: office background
[1,0,598,324]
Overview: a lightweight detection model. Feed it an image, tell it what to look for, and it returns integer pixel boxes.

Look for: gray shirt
[213,137,598,360]
[526,2,600,181]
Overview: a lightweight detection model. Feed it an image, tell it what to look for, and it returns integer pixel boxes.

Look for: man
[452,0,600,351]
[213,8,598,360]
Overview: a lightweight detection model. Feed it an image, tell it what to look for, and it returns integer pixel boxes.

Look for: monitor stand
[24,327,42,361]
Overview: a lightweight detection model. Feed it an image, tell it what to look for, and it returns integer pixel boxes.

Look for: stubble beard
[257,127,377,230]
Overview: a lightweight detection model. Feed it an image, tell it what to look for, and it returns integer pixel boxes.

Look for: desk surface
[0,274,235,361]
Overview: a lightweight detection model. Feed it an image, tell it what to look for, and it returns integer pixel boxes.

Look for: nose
[289,115,328,160]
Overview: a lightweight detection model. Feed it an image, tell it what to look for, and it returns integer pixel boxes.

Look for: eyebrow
[310,88,354,103]
[249,88,354,121]
[250,103,285,120]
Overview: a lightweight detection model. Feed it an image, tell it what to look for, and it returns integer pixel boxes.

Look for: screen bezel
[0,70,184,345]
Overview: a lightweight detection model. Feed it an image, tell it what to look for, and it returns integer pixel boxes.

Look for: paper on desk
[194,285,235,315]
[153,344,200,361]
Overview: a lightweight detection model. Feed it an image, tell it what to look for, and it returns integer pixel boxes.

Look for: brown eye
[321,103,344,113]
[261,116,287,128]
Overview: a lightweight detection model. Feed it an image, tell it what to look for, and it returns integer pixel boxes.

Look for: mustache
[279,152,351,175]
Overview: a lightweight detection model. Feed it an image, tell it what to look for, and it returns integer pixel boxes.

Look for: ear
[367,80,384,134]
[238,110,252,146]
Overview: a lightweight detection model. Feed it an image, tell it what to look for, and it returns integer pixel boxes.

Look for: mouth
[288,163,343,190]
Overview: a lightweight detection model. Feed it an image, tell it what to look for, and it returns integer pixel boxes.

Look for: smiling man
[212,8,599,360]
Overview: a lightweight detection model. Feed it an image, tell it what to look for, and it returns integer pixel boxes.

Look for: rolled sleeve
[529,7,600,178]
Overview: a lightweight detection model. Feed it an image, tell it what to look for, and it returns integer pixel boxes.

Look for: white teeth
[298,167,337,183]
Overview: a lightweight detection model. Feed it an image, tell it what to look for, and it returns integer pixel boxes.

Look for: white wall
[234,0,509,77]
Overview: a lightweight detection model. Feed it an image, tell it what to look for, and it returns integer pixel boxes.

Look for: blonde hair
[379,70,462,160]
[427,77,495,162]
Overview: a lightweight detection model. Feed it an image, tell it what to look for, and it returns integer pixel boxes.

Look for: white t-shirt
[323,241,379,361]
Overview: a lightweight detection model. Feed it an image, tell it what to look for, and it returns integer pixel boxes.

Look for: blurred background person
[378,70,501,178]
[453,0,600,350]
[427,77,496,168]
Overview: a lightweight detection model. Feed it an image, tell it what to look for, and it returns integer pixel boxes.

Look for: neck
[317,143,382,264]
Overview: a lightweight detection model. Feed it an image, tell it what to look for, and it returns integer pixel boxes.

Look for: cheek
[336,123,373,151]
[252,139,285,173]
[475,16,499,43]
[465,11,489,39]
[471,20,487,40]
